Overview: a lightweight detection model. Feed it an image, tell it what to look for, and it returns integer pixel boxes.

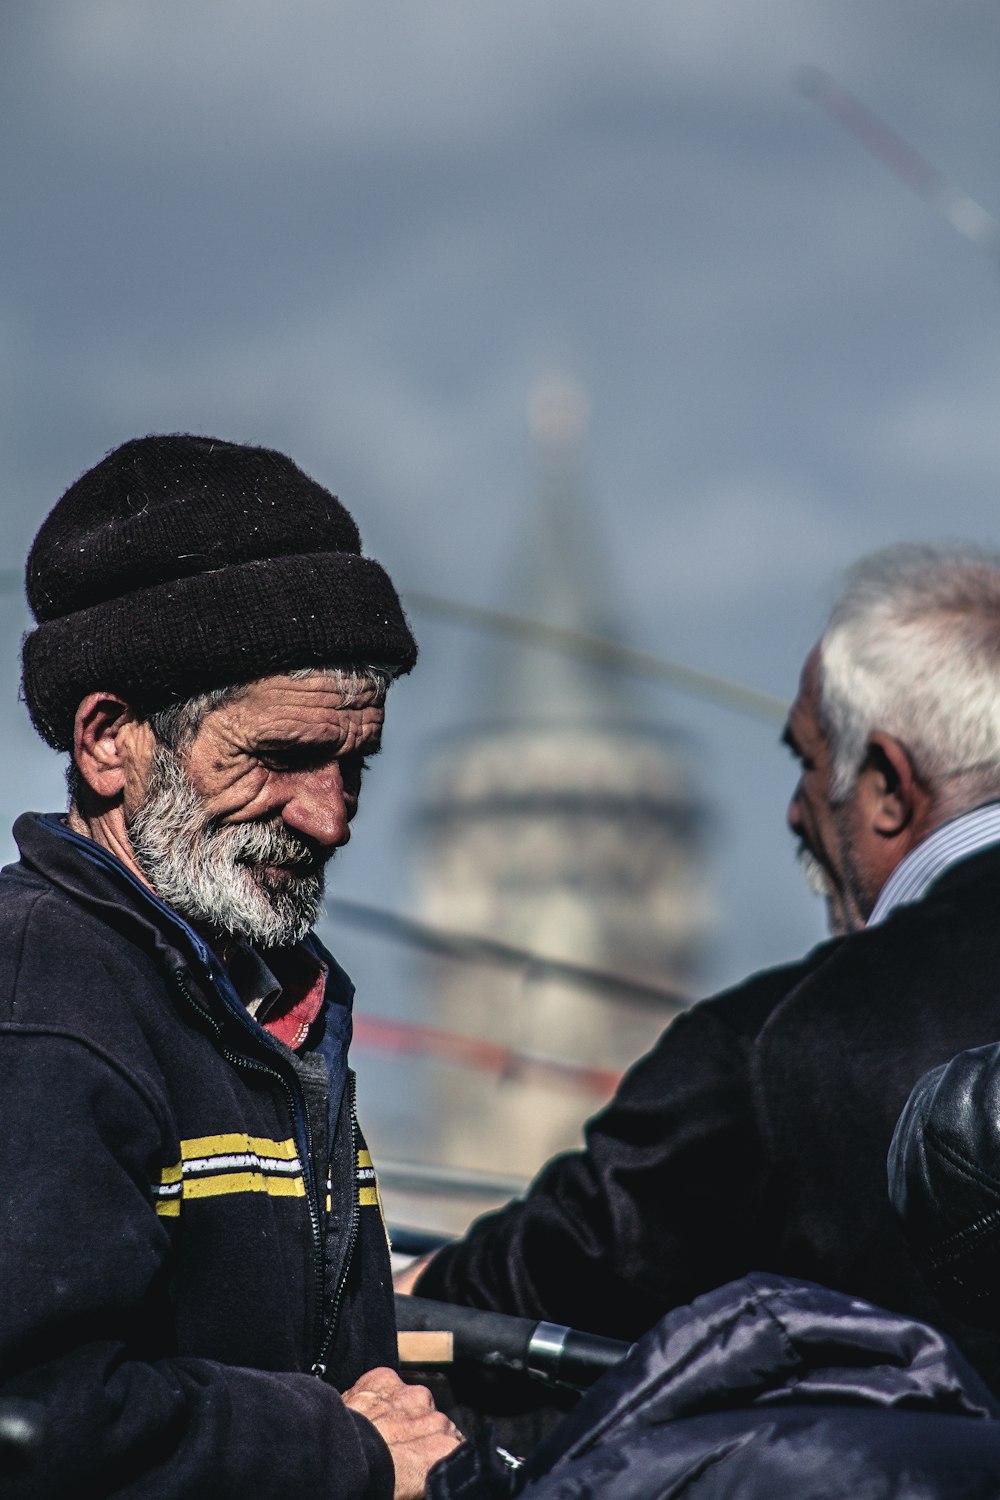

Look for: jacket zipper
[171,968,327,1367]
[44,822,337,1372]
[310,1071,360,1378]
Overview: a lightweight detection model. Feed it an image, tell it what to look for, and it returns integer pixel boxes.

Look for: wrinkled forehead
[204,671,385,746]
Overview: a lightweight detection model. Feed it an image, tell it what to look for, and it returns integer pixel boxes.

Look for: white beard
[127,741,326,947]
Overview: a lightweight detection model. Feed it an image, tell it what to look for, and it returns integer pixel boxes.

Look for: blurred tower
[409,378,710,1211]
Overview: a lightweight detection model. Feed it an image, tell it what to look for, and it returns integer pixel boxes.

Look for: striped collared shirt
[867,801,1000,927]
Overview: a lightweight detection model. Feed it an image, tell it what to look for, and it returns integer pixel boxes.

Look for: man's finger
[372,1409,460,1447]
[345,1365,404,1397]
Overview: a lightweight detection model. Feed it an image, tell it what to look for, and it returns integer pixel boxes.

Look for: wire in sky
[325,895,689,1010]
[404,590,787,722]
[796,65,1000,262]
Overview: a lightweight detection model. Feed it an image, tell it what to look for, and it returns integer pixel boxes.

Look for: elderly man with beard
[404,543,1000,1394]
[0,435,460,1500]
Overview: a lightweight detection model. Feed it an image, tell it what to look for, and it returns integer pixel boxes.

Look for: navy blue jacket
[0,813,396,1498]
[432,1276,1000,1500]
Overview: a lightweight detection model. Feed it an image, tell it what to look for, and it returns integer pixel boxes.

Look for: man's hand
[393,1250,438,1295]
[343,1366,462,1500]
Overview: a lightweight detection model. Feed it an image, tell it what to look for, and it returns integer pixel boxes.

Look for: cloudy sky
[2,1,1000,1165]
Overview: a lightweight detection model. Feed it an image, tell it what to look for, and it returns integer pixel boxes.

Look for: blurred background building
[382,378,711,1232]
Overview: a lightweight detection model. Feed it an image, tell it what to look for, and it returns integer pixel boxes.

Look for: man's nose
[280,767,354,850]
[787,780,804,836]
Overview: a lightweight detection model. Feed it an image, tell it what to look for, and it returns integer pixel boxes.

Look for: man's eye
[257,751,374,776]
[256,749,328,773]
[782,738,813,775]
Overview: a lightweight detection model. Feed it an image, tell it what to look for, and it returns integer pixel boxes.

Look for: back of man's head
[818,542,1000,816]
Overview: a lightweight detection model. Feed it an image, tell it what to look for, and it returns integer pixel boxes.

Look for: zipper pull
[310,1362,327,1378]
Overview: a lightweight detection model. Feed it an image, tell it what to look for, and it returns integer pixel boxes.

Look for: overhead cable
[325,896,689,1010]
[404,590,787,723]
[796,65,1000,261]
[353,1011,624,1096]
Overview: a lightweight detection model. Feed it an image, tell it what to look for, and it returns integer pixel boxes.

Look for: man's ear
[860,733,922,838]
[72,693,141,801]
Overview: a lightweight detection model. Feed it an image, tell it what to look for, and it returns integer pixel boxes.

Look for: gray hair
[67,663,394,805]
[818,543,1000,813]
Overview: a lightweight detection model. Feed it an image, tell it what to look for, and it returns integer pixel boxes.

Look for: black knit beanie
[21,434,418,750]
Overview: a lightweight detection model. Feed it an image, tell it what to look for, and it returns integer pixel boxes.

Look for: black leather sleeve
[889,1042,1000,1329]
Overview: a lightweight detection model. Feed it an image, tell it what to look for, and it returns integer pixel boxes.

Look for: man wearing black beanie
[0,435,458,1499]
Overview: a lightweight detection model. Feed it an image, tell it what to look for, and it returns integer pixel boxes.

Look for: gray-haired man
[1,435,459,1499]
[408,544,1000,1393]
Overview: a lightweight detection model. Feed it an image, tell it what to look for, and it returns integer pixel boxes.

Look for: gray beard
[795,820,868,937]
[796,842,832,900]
[127,741,326,947]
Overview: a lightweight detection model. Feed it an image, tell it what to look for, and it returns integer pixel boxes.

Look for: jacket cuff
[344,1408,395,1500]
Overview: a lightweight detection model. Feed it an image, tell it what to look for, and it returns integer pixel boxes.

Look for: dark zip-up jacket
[418,844,1000,1392]
[0,813,396,1499]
